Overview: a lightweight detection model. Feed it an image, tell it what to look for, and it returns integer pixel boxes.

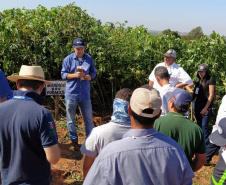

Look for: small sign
[45,81,66,96]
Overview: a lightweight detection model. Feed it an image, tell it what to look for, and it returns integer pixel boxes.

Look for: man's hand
[149,80,154,87]
[75,72,86,78]
[84,75,92,81]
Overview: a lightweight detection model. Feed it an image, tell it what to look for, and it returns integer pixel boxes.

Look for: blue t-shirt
[0,69,12,99]
[0,90,58,185]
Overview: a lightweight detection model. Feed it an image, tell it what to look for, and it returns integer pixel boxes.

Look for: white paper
[81,62,90,71]
[222,148,226,163]
[195,87,199,94]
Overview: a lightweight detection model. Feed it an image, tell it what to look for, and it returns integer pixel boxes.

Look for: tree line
[0,4,226,119]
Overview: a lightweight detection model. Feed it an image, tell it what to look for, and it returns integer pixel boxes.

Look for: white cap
[164,49,177,58]
[130,86,162,118]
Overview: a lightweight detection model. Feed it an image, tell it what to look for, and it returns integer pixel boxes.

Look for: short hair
[18,79,44,91]
[131,109,158,126]
[154,66,170,80]
[115,88,133,101]
[173,101,190,114]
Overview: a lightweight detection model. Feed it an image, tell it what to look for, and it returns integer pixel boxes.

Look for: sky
[0,0,225,36]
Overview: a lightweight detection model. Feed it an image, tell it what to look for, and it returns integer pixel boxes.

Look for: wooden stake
[55,95,59,120]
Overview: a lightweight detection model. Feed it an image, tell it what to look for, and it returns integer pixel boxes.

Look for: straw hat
[7,65,53,84]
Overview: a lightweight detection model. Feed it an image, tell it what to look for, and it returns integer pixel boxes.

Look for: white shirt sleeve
[177,67,193,85]
[210,95,226,137]
[148,68,156,82]
[80,129,99,157]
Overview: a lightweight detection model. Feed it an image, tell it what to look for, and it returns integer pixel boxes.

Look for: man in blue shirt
[0,69,13,103]
[61,38,97,150]
[84,85,194,185]
[0,65,61,184]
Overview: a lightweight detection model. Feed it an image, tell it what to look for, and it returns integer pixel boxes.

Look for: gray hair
[154,66,170,80]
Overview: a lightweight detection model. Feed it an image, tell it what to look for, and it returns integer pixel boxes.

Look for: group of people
[0,37,225,184]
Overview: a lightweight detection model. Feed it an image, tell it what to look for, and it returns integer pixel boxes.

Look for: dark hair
[18,79,44,91]
[131,109,158,126]
[115,88,133,101]
[173,102,191,114]
[196,70,211,96]
[154,66,170,80]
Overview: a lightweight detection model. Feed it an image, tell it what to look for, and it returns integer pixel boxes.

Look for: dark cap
[163,49,176,58]
[198,64,208,72]
[169,88,191,112]
[73,38,85,48]
[209,118,226,146]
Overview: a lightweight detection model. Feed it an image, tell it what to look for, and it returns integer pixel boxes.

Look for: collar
[123,128,157,138]
[162,84,171,88]
[13,90,45,105]
[164,62,176,68]
[167,112,187,118]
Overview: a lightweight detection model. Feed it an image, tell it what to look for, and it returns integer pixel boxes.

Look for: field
[50,114,218,185]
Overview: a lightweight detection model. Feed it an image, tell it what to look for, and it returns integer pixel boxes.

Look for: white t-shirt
[159,84,176,116]
[216,95,226,124]
[211,95,226,135]
[149,62,193,91]
[212,95,226,132]
[80,122,131,157]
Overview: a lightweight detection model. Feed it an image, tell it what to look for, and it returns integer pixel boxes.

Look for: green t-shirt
[154,112,206,165]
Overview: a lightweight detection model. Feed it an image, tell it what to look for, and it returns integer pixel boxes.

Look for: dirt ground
[50,114,219,185]
[50,115,108,185]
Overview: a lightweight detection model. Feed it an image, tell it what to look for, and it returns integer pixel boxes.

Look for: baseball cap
[130,86,162,118]
[169,88,191,111]
[163,49,177,58]
[209,118,226,146]
[73,38,85,48]
[198,64,208,72]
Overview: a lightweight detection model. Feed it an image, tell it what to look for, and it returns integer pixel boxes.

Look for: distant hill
[148,30,188,36]
[147,30,162,35]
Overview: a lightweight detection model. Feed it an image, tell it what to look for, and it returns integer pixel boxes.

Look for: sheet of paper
[82,62,90,71]
[195,87,199,94]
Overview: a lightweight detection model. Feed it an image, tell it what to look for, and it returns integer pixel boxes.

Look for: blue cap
[209,118,226,146]
[169,88,191,108]
[73,38,85,48]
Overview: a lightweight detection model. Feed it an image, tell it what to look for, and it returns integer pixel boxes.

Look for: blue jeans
[195,105,212,145]
[65,98,93,142]
[206,142,220,162]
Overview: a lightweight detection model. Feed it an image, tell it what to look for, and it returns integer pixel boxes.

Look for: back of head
[17,79,44,91]
[154,66,170,80]
[111,88,133,124]
[115,88,133,101]
[130,85,162,126]
[169,88,191,114]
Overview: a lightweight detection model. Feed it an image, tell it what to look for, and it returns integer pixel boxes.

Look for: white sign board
[45,81,66,96]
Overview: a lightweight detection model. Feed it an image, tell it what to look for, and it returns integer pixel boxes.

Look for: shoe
[72,142,81,151]
[204,161,211,166]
